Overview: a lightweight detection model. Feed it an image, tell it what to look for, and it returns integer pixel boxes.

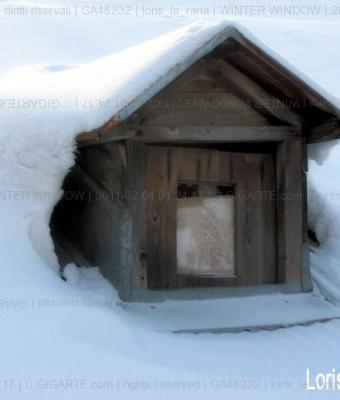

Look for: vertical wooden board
[262,154,278,282]
[248,153,277,283]
[146,147,178,288]
[77,142,128,205]
[301,143,312,291]
[127,141,148,288]
[223,152,249,284]
[177,148,200,181]
[302,170,308,243]
[178,148,233,183]
[238,155,260,284]
[276,138,303,284]
[213,150,276,285]
[302,169,312,291]
[231,153,277,285]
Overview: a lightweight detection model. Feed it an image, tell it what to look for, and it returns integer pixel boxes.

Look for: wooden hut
[51,25,340,301]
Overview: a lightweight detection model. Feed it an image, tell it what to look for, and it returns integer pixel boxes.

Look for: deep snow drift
[2,1,340,399]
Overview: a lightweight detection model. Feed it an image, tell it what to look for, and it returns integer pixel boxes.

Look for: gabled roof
[77,21,340,144]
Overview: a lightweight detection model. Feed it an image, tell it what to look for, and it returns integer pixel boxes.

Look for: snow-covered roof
[70,20,340,144]
[2,20,340,149]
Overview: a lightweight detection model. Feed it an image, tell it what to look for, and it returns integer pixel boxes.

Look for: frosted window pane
[177,195,235,276]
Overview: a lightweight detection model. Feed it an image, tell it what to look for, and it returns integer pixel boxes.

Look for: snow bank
[0,17,339,279]
[0,20,235,271]
[0,14,339,300]
[308,142,340,303]
[1,10,340,399]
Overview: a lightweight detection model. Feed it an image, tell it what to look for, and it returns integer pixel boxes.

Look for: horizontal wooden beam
[307,118,340,143]
[129,126,301,143]
[206,59,303,127]
[77,126,301,147]
[77,128,135,148]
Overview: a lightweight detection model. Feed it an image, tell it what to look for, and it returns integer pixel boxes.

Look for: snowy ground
[1,1,340,399]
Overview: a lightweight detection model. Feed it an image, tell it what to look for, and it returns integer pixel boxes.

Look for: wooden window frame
[128,137,308,292]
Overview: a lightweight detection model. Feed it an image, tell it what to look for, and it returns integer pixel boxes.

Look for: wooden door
[146,146,277,289]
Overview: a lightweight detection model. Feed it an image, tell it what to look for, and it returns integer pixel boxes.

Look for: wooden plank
[77,142,128,206]
[76,132,100,143]
[76,126,301,147]
[128,92,269,127]
[77,126,136,147]
[206,59,303,127]
[276,138,304,284]
[146,146,178,288]
[126,141,148,289]
[142,60,208,98]
[137,126,301,143]
[241,152,277,284]
[228,152,277,286]
[178,75,232,93]
[223,42,301,103]
[230,31,339,117]
[308,118,340,143]
[302,169,312,291]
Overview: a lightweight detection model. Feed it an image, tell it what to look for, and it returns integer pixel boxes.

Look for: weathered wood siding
[51,142,133,300]
[126,67,275,129]
[276,138,304,285]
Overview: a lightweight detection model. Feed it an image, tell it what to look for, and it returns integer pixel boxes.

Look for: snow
[123,293,340,332]
[0,20,238,141]
[62,263,81,285]
[308,144,340,303]
[1,0,340,399]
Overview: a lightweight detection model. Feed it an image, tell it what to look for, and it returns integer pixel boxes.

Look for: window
[176,183,235,277]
